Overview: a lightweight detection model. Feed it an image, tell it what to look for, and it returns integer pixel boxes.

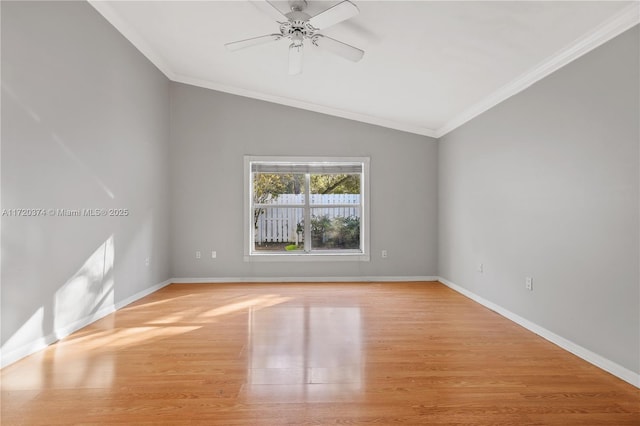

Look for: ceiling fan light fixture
[291,30,304,46]
[289,43,303,75]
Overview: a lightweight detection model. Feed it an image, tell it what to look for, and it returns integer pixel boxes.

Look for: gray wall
[438,26,639,374]
[1,1,171,362]
[169,83,438,279]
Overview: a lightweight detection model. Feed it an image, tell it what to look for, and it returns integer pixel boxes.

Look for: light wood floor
[1,282,638,425]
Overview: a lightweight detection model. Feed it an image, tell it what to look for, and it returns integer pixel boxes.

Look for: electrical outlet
[144,257,150,267]
[381,250,388,258]
[211,251,217,259]
[477,263,483,273]
[195,250,201,259]
[525,277,533,291]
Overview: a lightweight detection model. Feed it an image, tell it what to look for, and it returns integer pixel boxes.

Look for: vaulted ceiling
[90,1,639,137]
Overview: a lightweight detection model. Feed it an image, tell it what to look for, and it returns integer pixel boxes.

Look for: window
[244,156,370,261]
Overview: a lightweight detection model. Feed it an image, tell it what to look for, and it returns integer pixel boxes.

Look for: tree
[311,174,360,194]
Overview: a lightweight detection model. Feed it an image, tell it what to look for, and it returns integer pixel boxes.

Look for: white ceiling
[89,1,639,137]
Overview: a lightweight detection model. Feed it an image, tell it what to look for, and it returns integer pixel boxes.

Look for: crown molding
[435,2,640,138]
[88,0,176,80]
[171,74,438,137]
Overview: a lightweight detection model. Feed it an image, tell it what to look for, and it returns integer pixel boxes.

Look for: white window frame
[244,156,370,262]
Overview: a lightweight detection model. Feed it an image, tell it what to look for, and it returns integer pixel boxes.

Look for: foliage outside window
[245,157,370,261]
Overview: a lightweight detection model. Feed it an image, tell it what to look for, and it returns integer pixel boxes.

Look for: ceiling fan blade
[309,0,359,30]
[312,35,364,62]
[253,0,288,22]
[225,34,282,52]
[289,44,303,75]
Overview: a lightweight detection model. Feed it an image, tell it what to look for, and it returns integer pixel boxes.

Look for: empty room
[1,0,639,424]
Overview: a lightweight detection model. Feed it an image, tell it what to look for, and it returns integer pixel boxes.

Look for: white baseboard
[8,275,635,389]
[437,277,640,389]
[113,279,173,310]
[0,278,172,369]
[170,276,439,284]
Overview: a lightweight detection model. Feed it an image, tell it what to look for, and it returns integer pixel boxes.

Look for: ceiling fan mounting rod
[289,0,308,13]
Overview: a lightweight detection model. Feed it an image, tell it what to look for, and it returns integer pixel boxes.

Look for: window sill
[244,253,370,262]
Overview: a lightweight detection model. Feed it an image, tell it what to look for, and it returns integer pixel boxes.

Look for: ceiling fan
[225,0,364,75]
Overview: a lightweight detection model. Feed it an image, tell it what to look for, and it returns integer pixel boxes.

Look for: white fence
[256,194,360,244]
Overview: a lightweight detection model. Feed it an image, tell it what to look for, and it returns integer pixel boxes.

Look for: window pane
[309,174,360,202]
[246,157,368,259]
[254,207,304,252]
[253,173,305,205]
[310,209,361,250]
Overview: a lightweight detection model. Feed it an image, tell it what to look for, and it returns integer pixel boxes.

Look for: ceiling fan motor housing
[280,11,316,47]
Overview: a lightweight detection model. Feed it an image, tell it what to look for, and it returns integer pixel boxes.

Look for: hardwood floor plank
[1,282,638,425]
